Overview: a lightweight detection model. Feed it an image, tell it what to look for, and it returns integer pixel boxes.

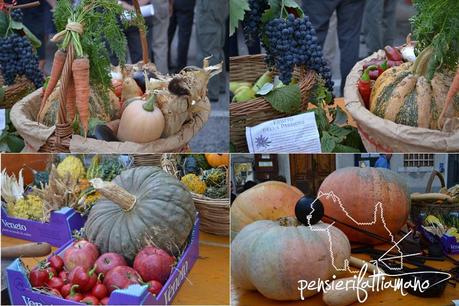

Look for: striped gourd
[369,62,458,130]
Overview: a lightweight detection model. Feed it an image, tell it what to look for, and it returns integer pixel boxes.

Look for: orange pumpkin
[231,181,303,237]
[318,167,410,245]
[205,154,229,168]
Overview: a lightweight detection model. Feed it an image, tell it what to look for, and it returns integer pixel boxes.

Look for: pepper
[384,45,403,61]
[358,66,378,109]
[369,61,389,80]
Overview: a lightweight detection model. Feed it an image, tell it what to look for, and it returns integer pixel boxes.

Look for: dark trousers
[125,16,154,64]
[302,0,365,94]
[168,0,196,70]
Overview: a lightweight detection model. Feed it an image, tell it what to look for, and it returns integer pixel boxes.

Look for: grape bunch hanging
[0,9,44,88]
[241,2,334,92]
[242,0,268,43]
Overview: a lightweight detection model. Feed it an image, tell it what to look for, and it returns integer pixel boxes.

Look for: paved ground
[44,17,229,153]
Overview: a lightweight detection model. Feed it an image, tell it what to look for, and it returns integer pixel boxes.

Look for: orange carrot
[439,64,459,128]
[66,76,77,123]
[72,58,90,137]
[38,49,67,116]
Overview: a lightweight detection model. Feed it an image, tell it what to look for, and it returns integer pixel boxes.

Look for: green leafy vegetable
[410,0,459,78]
[54,0,128,97]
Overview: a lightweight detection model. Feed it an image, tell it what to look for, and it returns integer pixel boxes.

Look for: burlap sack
[11,88,210,153]
[344,50,459,152]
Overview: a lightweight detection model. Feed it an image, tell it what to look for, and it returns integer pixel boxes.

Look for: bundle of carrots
[37,28,90,137]
[438,64,459,128]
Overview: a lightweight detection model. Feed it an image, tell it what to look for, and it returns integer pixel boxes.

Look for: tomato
[47,276,64,291]
[68,266,97,292]
[66,293,84,302]
[112,79,123,98]
[100,296,110,305]
[45,266,57,278]
[91,282,108,300]
[65,284,83,302]
[29,268,49,288]
[60,283,73,297]
[48,255,64,272]
[59,270,69,283]
[147,280,163,296]
[81,295,99,305]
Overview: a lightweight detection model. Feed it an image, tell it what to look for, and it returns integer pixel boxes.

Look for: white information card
[246,112,322,153]
[0,109,5,132]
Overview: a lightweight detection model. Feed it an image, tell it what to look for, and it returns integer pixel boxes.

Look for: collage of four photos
[0,0,458,305]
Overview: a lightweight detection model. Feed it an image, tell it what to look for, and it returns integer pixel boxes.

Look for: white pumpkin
[117,95,165,143]
[231,217,351,301]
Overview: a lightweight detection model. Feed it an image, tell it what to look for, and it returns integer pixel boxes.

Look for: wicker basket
[344,50,459,152]
[230,54,317,152]
[161,154,229,236]
[0,75,36,109]
[10,2,211,153]
[410,170,459,221]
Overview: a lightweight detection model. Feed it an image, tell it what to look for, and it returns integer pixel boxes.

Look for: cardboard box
[1,206,86,247]
[6,216,200,305]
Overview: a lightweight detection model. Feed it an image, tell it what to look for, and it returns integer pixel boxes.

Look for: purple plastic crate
[6,216,200,305]
[1,206,86,247]
[419,225,459,255]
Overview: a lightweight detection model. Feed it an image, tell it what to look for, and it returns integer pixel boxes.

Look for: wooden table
[1,232,230,305]
[231,246,458,306]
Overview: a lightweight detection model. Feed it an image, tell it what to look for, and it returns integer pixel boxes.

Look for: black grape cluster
[10,9,24,23]
[242,0,268,43]
[0,33,44,88]
[264,14,334,91]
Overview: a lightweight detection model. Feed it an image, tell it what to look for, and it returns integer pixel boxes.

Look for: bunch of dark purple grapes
[264,14,333,91]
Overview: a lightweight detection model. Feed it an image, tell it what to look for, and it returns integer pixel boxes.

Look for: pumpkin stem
[412,45,433,77]
[143,94,156,112]
[90,178,137,211]
[278,216,301,227]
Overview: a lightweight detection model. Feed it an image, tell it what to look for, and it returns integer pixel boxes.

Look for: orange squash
[318,167,410,245]
[205,154,229,168]
[231,181,303,237]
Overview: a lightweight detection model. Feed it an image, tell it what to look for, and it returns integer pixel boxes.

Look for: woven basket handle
[425,170,446,193]
[132,0,149,64]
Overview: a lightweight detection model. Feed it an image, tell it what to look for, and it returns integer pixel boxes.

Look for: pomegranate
[95,253,127,275]
[103,266,142,293]
[133,246,174,284]
[63,240,99,271]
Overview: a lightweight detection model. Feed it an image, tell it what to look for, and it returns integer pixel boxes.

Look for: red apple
[103,266,142,293]
[63,240,99,271]
[95,253,127,275]
[133,246,174,284]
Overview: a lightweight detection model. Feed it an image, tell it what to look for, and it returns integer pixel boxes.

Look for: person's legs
[195,0,228,101]
[363,0,384,54]
[152,0,170,74]
[382,0,397,46]
[125,26,143,64]
[176,4,195,70]
[167,6,178,69]
[336,0,366,94]
[301,0,337,47]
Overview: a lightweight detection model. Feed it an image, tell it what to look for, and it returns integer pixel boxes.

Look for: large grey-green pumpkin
[85,166,196,262]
